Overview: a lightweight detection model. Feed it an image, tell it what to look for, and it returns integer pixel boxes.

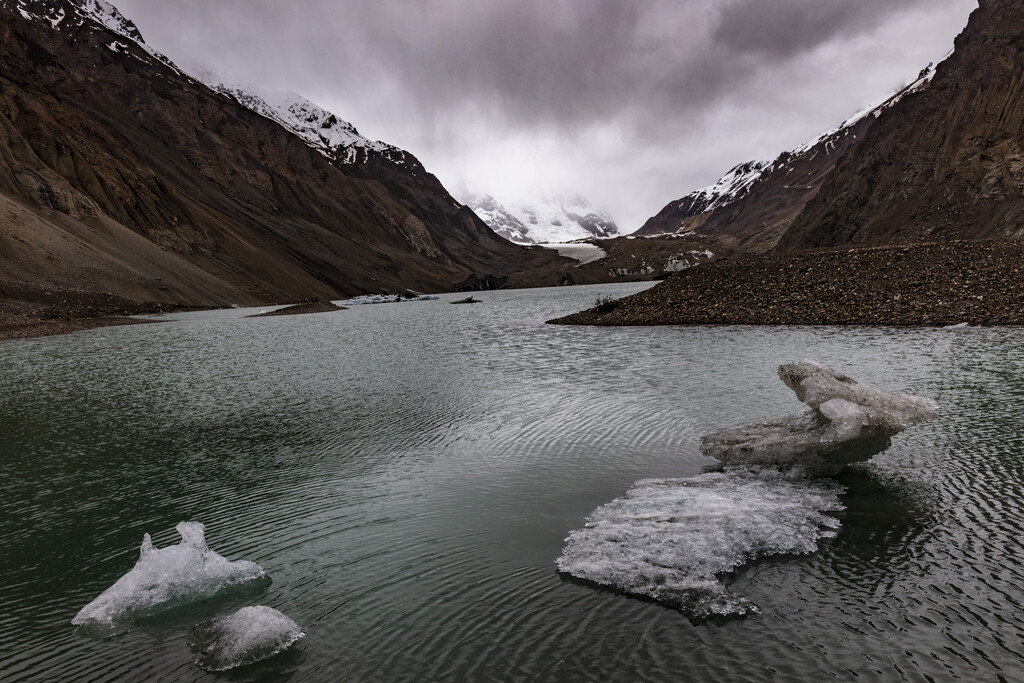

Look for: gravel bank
[550,239,1024,327]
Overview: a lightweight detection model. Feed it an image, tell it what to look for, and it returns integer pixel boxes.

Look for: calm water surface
[2,282,1023,681]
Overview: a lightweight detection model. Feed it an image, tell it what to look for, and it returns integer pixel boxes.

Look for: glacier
[190,606,305,672]
[72,522,269,630]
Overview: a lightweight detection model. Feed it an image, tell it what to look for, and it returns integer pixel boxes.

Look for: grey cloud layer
[115,0,976,227]
[121,0,943,129]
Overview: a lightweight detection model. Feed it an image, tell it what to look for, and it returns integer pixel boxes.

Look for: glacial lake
[2,281,1023,681]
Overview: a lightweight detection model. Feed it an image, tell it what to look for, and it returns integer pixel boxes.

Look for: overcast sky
[115,0,977,231]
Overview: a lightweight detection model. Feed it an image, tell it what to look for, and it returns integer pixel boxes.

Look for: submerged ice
[190,605,305,672]
[557,470,844,620]
[72,522,269,629]
[701,361,938,471]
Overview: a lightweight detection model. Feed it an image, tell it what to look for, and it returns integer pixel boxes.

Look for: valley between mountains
[1,0,1022,339]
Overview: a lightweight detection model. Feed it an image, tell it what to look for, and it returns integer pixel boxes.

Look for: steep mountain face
[778,0,1024,250]
[460,191,619,244]
[636,69,935,253]
[0,0,562,315]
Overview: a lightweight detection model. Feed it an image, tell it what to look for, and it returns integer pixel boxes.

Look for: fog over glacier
[114,0,976,229]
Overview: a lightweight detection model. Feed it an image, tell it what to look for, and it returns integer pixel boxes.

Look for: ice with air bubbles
[701,360,938,472]
[189,606,305,672]
[72,522,269,630]
[557,470,844,620]
[558,362,937,620]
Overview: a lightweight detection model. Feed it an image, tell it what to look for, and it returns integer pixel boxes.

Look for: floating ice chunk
[557,470,844,621]
[701,361,937,471]
[341,294,438,305]
[72,522,269,629]
[190,606,305,672]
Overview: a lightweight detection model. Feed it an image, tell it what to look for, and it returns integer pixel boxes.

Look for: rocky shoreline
[0,291,205,342]
[550,239,1024,327]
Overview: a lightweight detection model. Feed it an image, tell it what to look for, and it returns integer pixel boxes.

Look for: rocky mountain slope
[0,0,565,325]
[636,67,936,252]
[460,191,619,244]
[777,0,1024,250]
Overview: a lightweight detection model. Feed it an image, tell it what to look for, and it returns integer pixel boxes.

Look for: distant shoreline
[0,315,160,341]
[0,298,351,342]
[549,239,1024,327]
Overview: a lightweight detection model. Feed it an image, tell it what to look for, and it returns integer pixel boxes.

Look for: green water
[2,282,1023,681]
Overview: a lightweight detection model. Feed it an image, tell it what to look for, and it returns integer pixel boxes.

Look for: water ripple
[2,287,1024,680]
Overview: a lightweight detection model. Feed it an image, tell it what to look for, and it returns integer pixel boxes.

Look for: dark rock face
[0,0,562,319]
[635,86,922,253]
[454,274,507,291]
[778,1,1024,250]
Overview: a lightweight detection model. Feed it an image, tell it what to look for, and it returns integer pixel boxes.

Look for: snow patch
[681,160,770,215]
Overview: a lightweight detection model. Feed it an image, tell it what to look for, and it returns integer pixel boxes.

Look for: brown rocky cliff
[0,0,564,317]
[777,0,1024,250]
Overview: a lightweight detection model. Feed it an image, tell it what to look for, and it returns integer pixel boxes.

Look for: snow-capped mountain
[206,81,415,169]
[10,0,422,176]
[0,0,563,314]
[460,191,619,244]
[636,63,938,252]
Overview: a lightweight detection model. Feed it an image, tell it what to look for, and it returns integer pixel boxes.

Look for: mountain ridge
[777,0,1024,249]
[0,0,567,333]
[635,64,937,252]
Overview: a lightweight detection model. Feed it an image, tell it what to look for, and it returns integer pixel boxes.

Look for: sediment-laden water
[2,282,1023,681]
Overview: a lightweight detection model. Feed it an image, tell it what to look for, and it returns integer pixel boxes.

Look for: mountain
[0,0,564,322]
[635,66,936,253]
[460,191,619,244]
[777,0,1024,250]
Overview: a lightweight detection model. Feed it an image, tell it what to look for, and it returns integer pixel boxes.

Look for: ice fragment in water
[72,522,269,629]
[701,361,938,471]
[557,470,844,621]
[190,606,305,672]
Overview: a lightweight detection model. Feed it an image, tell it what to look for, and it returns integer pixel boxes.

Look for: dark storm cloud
[113,0,976,227]
[118,0,941,130]
[713,0,930,59]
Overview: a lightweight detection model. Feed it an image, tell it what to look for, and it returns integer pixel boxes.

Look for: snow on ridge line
[8,0,197,82]
[7,0,411,169]
[667,60,943,221]
[791,63,937,156]
[206,81,408,166]
[680,159,770,214]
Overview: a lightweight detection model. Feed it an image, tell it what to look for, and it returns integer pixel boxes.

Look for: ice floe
[340,294,439,305]
[72,522,269,629]
[557,469,844,621]
[559,361,937,620]
[701,361,938,473]
[190,606,304,672]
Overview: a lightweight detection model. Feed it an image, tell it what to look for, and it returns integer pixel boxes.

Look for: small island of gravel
[549,239,1024,327]
[249,301,347,318]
